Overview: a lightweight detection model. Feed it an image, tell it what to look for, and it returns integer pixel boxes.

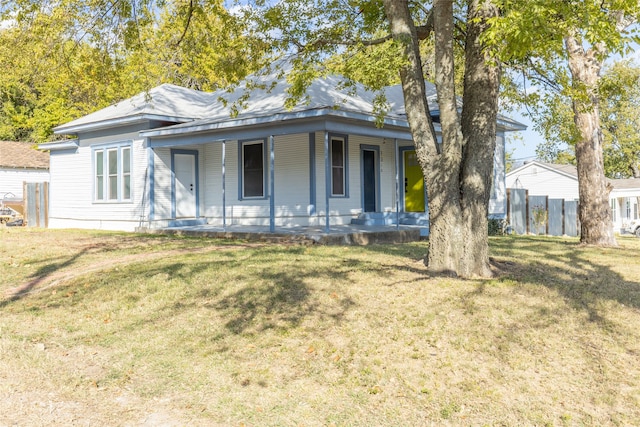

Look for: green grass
[1,228,640,426]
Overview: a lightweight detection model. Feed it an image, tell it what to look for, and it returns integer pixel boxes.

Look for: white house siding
[489,133,506,217]
[0,168,49,199]
[203,142,222,220]
[506,164,579,201]
[273,134,311,225]
[48,126,149,231]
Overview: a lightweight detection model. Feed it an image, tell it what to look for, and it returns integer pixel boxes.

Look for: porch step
[398,212,430,226]
[350,212,397,226]
[350,212,430,236]
[168,218,208,228]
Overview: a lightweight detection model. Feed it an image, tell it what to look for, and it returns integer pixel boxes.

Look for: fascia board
[38,140,79,151]
[140,108,410,138]
[53,114,194,135]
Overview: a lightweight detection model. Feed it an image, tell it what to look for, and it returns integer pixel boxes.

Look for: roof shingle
[0,141,50,169]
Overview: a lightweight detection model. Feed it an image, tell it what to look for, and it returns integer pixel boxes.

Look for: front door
[362,149,377,212]
[174,152,197,218]
[404,150,425,212]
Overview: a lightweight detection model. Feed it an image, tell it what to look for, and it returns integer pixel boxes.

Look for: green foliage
[488,218,509,236]
[489,0,639,184]
[599,60,640,178]
[0,0,265,142]
[530,60,640,178]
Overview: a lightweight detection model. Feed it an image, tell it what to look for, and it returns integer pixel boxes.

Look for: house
[506,160,640,233]
[0,141,50,200]
[39,71,525,233]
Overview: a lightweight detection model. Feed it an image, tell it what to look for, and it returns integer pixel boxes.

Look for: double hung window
[94,144,132,202]
[241,140,266,199]
[330,136,347,197]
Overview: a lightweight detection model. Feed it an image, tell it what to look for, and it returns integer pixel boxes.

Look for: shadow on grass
[0,249,90,309]
[489,235,640,327]
[8,243,360,339]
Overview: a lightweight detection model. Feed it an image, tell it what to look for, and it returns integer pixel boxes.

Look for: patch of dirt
[4,244,259,301]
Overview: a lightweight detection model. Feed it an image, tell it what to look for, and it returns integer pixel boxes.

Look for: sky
[506,110,540,162]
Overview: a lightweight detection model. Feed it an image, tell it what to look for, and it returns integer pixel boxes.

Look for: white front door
[174,153,197,218]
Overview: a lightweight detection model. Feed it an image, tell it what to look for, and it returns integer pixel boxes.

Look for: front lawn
[1,228,639,425]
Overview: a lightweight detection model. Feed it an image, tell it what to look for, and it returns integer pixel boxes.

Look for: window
[94,144,132,202]
[241,140,265,198]
[611,199,617,222]
[625,198,631,220]
[331,136,347,196]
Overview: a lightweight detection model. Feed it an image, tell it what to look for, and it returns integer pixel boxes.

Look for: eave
[38,139,80,151]
[53,113,195,135]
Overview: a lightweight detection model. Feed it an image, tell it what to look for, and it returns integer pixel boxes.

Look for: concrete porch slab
[136,224,424,245]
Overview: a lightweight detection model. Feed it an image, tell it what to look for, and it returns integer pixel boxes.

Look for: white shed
[0,141,50,200]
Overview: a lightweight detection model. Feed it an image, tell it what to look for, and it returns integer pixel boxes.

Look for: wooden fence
[507,188,579,237]
[24,182,49,227]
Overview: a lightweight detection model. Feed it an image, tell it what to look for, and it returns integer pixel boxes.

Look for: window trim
[92,141,133,203]
[329,134,349,198]
[238,138,268,200]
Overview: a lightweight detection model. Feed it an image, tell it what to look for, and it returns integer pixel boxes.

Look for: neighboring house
[40,72,525,232]
[506,160,640,233]
[0,140,50,200]
[610,178,640,232]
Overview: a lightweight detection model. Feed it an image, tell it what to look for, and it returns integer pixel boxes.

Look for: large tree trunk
[565,36,617,246]
[383,0,500,278]
[459,0,501,278]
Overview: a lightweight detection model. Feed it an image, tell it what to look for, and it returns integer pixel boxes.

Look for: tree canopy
[0,0,266,142]
[534,59,640,179]
[488,0,639,245]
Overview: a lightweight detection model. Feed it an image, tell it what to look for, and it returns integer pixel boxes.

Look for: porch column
[148,144,155,222]
[394,138,399,230]
[324,131,330,233]
[222,139,226,230]
[270,135,275,233]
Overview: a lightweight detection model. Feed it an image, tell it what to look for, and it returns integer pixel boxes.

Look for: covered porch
[141,109,431,234]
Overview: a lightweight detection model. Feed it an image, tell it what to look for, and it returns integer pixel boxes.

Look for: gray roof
[53,70,525,138]
[508,161,578,180]
[53,84,217,134]
[508,160,640,191]
[611,177,640,190]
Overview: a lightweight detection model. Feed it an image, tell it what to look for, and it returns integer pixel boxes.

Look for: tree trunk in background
[565,35,617,246]
[384,0,500,277]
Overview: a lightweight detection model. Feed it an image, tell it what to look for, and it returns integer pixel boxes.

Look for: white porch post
[270,135,275,233]
[394,138,399,230]
[324,131,330,233]
[222,139,226,230]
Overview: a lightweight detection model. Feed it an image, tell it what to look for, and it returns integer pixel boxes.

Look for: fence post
[525,189,530,234]
[43,182,49,228]
[506,189,511,229]
[545,196,549,235]
[35,182,41,227]
[23,181,28,227]
[561,200,565,236]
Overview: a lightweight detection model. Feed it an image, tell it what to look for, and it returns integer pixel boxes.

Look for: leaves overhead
[0,0,265,142]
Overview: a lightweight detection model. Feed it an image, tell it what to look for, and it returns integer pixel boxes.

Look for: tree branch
[175,0,195,48]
